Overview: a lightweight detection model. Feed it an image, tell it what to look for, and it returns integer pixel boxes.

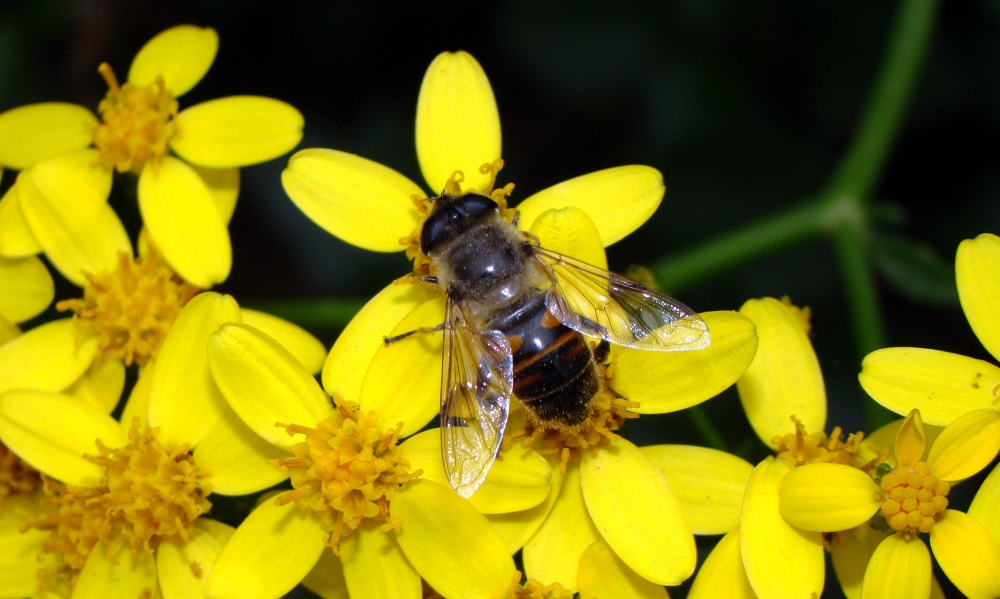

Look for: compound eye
[420,212,450,255]
[458,193,498,219]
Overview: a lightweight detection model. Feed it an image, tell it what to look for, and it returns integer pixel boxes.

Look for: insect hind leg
[383,322,445,345]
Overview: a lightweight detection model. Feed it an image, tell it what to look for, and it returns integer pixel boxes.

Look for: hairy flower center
[773,419,877,470]
[269,401,421,555]
[877,461,949,534]
[92,63,178,173]
[26,479,105,594]
[0,441,42,507]
[57,246,200,366]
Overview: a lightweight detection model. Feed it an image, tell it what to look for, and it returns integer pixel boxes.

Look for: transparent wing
[532,246,710,351]
[440,297,513,498]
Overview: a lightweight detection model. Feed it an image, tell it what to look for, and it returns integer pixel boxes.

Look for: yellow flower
[0,25,304,287]
[860,232,1000,425]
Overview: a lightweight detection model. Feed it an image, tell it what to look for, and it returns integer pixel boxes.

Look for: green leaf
[873,233,959,307]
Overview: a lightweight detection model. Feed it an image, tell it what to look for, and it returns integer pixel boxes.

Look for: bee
[386,191,710,497]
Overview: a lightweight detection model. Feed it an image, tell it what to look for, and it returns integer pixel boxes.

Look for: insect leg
[383,322,445,345]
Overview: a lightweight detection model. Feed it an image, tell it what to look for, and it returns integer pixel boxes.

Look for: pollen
[0,441,42,508]
[498,572,575,599]
[268,400,422,555]
[57,245,200,367]
[877,461,949,535]
[773,417,877,471]
[92,62,178,173]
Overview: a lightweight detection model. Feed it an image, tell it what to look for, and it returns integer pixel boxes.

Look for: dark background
[2,1,997,597]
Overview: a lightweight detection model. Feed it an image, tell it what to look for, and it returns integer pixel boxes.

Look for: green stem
[687,405,729,452]
[245,298,366,329]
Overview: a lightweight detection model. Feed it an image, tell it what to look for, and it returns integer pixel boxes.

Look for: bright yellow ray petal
[740,458,824,599]
[0,255,53,323]
[0,389,125,487]
[172,97,303,168]
[391,479,516,599]
[193,407,291,496]
[323,282,440,399]
[147,292,241,448]
[929,510,1000,599]
[73,539,158,599]
[0,313,19,346]
[529,206,607,269]
[523,462,599,592]
[578,540,669,599]
[830,525,888,599]
[302,549,349,599]
[581,438,695,585]
[340,521,421,599]
[737,297,826,447]
[863,417,942,464]
[860,347,1000,426]
[240,308,326,375]
[895,408,927,469]
[0,183,43,257]
[400,429,550,514]
[416,51,501,194]
[640,444,753,535]
[120,361,153,434]
[687,528,755,599]
[517,166,665,247]
[128,25,218,97]
[138,156,231,287]
[360,295,445,436]
[487,462,563,554]
[926,408,1000,481]
[67,356,125,413]
[192,166,239,224]
[282,148,425,252]
[0,318,97,395]
[778,463,880,531]
[617,311,758,414]
[206,500,326,599]
[956,233,1000,362]
[0,494,51,598]
[208,322,331,451]
[0,103,96,169]
[968,462,1000,547]
[156,518,235,599]
[860,533,931,599]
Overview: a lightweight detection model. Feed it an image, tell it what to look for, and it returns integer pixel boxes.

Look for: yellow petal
[323,281,440,399]
[193,407,291,496]
[581,438,695,585]
[860,533,931,599]
[0,103,96,169]
[640,444,753,535]
[956,233,1000,361]
[360,295,445,436]
[148,292,241,447]
[156,519,235,599]
[895,408,927,469]
[341,521,421,599]
[740,458,824,599]
[0,255,53,323]
[240,308,326,375]
[208,322,331,451]
[128,25,218,97]
[617,311,758,414]
[863,417,942,465]
[778,463,880,531]
[687,528,755,599]
[73,539,158,599]
[400,429,551,514]
[517,166,665,247]
[529,206,607,269]
[67,356,125,413]
[138,156,231,287]
[0,389,126,487]
[830,525,888,599]
[17,156,130,286]
[0,183,43,257]
[860,347,1000,426]
[0,318,97,395]
[737,297,826,447]
[120,361,153,433]
[523,462,599,592]
[0,314,19,346]
[487,461,563,554]
[578,540,669,599]
[0,493,51,597]
[415,51,501,194]
[282,148,424,252]
[172,97,304,167]
[192,166,239,224]
[927,408,1000,481]
[929,510,1000,599]
[302,549,349,599]
[207,499,326,599]
[391,479,516,599]
[968,462,1000,548]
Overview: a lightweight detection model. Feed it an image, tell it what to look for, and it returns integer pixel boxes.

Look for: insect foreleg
[383,322,445,345]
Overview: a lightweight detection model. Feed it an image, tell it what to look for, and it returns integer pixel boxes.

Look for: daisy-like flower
[0,25,304,287]
[203,320,552,599]
[861,232,1000,425]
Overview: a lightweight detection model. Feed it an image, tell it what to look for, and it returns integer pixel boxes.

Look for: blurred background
[1,1,996,596]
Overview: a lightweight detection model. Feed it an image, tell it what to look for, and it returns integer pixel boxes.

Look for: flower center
[773,418,877,470]
[876,461,949,534]
[57,246,200,367]
[0,440,41,507]
[499,573,575,599]
[26,479,105,594]
[92,63,178,173]
[268,401,421,555]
